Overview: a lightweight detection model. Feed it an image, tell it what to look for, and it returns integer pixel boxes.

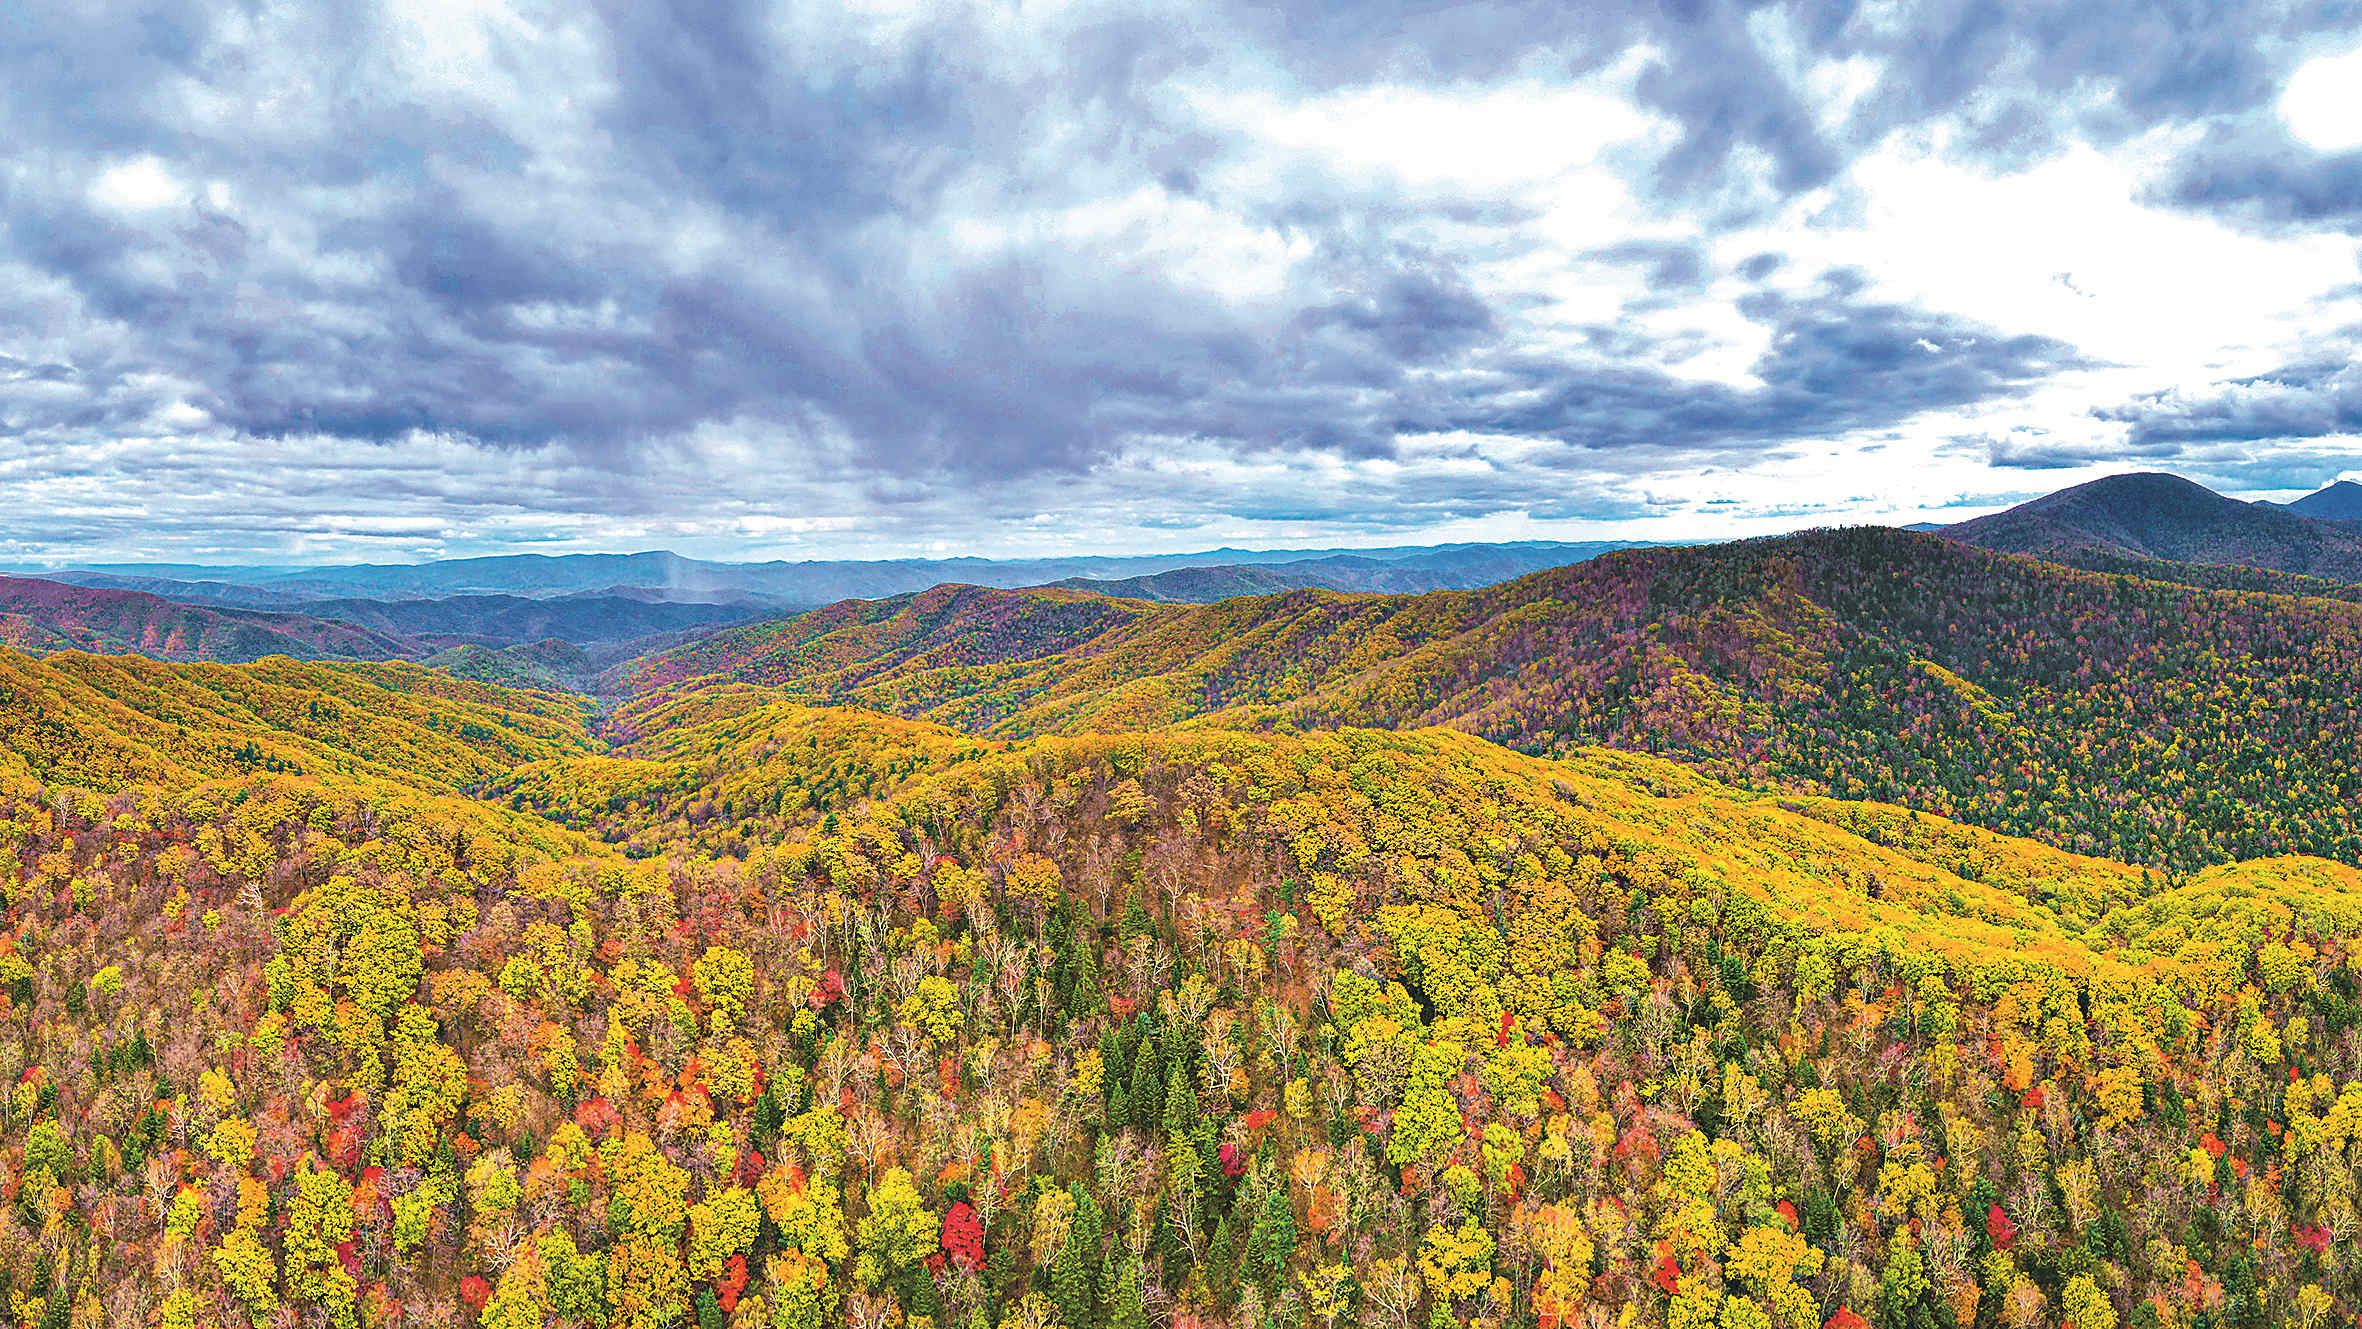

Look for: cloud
[0,0,2360,562]
[2102,354,2362,446]
[2161,126,2362,228]
[2279,40,2362,153]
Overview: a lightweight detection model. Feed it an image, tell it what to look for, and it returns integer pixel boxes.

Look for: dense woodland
[0,610,2349,1329]
[630,529,2362,871]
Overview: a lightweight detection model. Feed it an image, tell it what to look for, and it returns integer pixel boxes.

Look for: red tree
[938,1200,984,1273]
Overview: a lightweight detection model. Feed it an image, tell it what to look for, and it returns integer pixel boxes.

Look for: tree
[286,1158,359,1329]
[1107,1249,1149,1329]
[854,1167,938,1288]
[689,1185,761,1281]
[1248,1180,1297,1291]
[211,1228,278,1326]
[694,944,756,1028]
[938,1199,984,1274]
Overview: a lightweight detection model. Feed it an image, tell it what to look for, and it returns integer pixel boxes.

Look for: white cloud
[1733,130,2361,413]
[87,157,189,213]
[2280,41,2362,152]
[1196,70,1666,199]
[7,1,2362,564]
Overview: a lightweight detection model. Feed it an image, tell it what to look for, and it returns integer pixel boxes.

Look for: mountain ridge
[0,573,417,662]
[2284,477,2362,521]
[1944,471,2362,581]
[26,538,1654,607]
[627,524,2362,868]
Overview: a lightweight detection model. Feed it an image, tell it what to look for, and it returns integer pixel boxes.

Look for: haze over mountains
[21,539,1647,608]
[0,474,2357,688]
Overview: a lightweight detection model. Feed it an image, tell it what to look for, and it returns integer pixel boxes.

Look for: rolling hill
[0,574,417,661]
[256,589,756,645]
[1944,471,2362,581]
[630,525,2362,868]
[7,474,2362,1326]
[0,653,2353,1329]
[0,647,593,791]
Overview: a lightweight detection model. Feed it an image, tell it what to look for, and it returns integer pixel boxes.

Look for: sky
[4,0,2362,565]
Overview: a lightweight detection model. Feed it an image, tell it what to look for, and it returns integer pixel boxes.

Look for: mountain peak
[1946,471,2362,582]
[2286,478,2362,522]
[2009,471,2236,514]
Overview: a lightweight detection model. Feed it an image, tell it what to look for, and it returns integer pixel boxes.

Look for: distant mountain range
[10,473,2362,677]
[1944,472,2362,583]
[188,588,751,644]
[22,539,1652,609]
[0,574,754,668]
[0,575,415,661]
[1045,541,1647,602]
[0,539,1652,669]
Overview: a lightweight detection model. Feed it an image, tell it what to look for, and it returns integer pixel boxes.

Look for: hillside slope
[0,574,418,661]
[0,670,2352,1329]
[0,649,594,791]
[630,527,2362,868]
[183,589,754,645]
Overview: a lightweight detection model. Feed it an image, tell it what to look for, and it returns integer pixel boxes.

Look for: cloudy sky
[4,0,2362,564]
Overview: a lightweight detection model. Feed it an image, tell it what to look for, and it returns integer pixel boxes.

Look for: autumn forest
[0,495,2355,1329]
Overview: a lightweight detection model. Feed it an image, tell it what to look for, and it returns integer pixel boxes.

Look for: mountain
[1045,541,1642,602]
[0,573,417,661]
[1,651,2356,1329]
[2283,478,2362,522]
[247,589,755,645]
[27,538,1647,608]
[1944,471,2362,581]
[631,526,2362,868]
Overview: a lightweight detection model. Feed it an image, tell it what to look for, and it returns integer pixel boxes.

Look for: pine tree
[1247,1180,1296,1293]
[1128,1036,1165,1132]
[1108,1250,1149,1329]
[1161,1055,1199,1141]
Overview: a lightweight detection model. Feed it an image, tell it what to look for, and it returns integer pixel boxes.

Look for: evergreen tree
[1108,1249,1149,1329]
[1246,1181,1296,1293]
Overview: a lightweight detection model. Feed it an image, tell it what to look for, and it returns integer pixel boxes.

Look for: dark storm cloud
[1459,280,2085,455]
[0,0,2356,559]
[2161,127,2362,228]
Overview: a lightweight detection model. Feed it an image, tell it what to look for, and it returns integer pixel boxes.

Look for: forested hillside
[0,577,416,663]
[1945,474,2362,583]
[0,651,593,791]
[0,652,2352,1329]
[630,528,2362,870]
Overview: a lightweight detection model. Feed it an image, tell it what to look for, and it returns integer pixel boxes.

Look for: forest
[0,608,2353,1329]
[629,529,2362,871]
